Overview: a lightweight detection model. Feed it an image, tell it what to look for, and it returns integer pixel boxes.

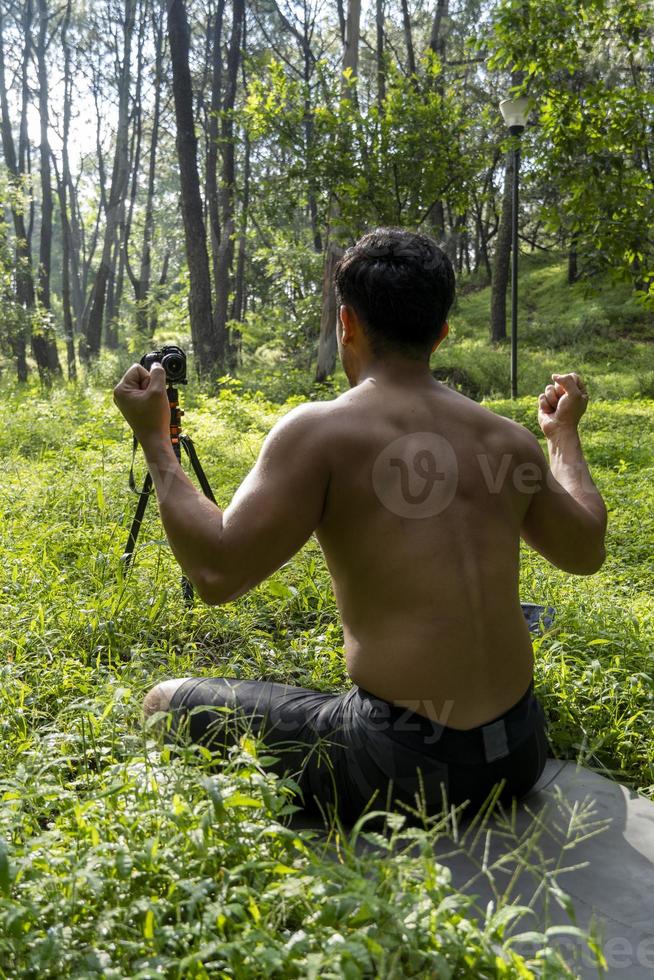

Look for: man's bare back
[116,227,608,821]
[315,375,536,729]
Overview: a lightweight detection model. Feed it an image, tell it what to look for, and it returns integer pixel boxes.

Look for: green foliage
[239,232,323,369]
[487,0,654,296]
[2,370,640,974]
[244,54,476,236]
[310,56,476,230]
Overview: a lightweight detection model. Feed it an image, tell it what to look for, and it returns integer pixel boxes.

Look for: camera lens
[162,353,184,381]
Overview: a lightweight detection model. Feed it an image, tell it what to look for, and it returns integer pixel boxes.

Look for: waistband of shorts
[354,681,541,765]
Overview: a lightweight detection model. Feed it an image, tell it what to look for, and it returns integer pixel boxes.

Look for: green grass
[1,260,653,976]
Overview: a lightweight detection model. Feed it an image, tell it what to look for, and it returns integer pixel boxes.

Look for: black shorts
[168,678,549,825]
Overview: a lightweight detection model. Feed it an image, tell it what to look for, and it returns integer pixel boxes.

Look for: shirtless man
[114,228,607,823]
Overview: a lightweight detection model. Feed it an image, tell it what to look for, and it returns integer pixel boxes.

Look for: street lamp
[499,96,529,398]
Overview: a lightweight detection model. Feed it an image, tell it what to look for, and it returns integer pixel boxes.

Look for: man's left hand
[113,362,170,447]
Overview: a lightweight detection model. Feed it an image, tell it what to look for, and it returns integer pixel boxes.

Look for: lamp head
[500,96,530,135]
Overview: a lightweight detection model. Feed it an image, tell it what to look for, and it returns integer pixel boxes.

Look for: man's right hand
[538,372,589,439]
[524,371,606,575]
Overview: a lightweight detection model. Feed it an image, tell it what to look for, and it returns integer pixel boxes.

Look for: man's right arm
[520,372,607,575]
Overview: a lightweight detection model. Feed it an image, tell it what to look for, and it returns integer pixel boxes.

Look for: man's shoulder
[472,404,542,458]
[278,391,362,428]
[267,399,337,451]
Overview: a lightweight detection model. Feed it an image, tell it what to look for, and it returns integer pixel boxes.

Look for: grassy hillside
[0,261,652,976]
[441,252,654,401]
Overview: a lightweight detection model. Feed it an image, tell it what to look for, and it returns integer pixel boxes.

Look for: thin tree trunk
[315,238,343,383]
[206,0,226,329]
[214,0,245,362]
[150,251,170,336]
[168,0,218,376]
[124,0,164,336]
[0,7,33,381]
[568,235,579,284]
[475,206,492,281]
[35,0,62,377]
[36,0,52,312]
[400,0,415,76]
[231,124,251,362]
[315,0,360,382]
[428,0,448,58]
[376,0,385,107]
[116,0,148,348]
[301,15,321,253]
[423,0,449,240]
[55,153,76,379]
[141,1,163,335]
[80,0,136,361]
[104,233,121,349]
[58,0,78,376]
[342,0,361,80]
[490,150,513,343]
[81,0,136,360]
[335,0,345,46]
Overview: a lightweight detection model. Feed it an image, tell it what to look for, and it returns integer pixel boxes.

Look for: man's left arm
[114,362,330,604]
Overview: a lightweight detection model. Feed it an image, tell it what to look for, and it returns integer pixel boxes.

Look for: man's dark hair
[334,228,456,359]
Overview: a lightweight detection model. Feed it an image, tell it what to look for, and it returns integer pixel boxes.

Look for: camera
[140,345,187,385]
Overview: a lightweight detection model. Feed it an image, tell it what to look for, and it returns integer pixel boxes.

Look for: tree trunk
[568,234,579,284]
[56,157,77,380]
[206,0,225,290]
[475,207,492,281]
[104,233,121,349]
[428,0,449,58]
[300,17,321,253]
[214,0,245,365]
[35,0,62,377]
[124,0,164,337]
[57,0,77,378]
[376,0,385,108]
[315,0,360,382]
[206,0,226,313]
[231,126,251,359]
[82,0,136,360]
[0,7,34,381]
[168,0,218,377]
[315,240,343,383]
[423,0,449,240]
[342,0,361,81]
[490,150,513,343]
[335,0,345,46]
[141,0,163,336]
[400,0,415,76]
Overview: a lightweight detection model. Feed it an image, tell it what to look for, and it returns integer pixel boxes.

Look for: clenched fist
[538,372,588,439]
[113,362,170,446]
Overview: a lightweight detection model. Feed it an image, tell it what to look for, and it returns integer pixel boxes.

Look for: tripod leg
[122,472,153,566]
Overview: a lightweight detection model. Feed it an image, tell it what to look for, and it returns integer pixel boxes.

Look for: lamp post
[499,96,529,399]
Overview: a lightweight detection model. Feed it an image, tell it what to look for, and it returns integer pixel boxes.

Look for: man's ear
[431,321,449,353]
[339,304,355,345]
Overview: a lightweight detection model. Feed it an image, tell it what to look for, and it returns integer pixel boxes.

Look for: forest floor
[0,258,653,976]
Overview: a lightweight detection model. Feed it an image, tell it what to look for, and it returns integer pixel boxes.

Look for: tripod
[122,385,216,601]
